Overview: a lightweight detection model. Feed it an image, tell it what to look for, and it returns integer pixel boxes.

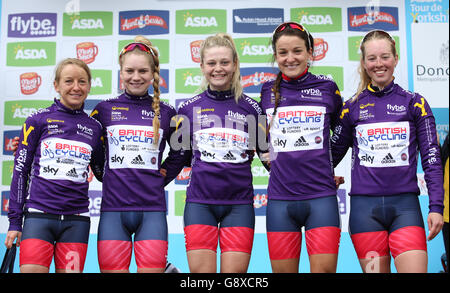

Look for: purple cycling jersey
[259,72,343,201]
[91,92,178,212]
[331,81,444,214]
[168,88,263,204]
[8,99,103,231]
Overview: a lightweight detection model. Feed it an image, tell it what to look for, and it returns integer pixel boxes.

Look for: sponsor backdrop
[0,0,448,273]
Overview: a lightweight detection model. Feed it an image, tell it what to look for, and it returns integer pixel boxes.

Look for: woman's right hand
[4,230,21,249]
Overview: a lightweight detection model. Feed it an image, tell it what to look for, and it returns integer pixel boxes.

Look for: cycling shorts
[349,193,426,259]
[97,211,168,270]
[266,196,341,260]
[20,212,90,271]
[183,202,255,254]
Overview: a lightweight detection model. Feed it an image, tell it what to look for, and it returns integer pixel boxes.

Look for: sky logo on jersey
[4,100,52,126]
[176,9,226,34]
[253,189,268,216]
[119,10,169,35]
[63,11,113,36]
[235,38,274,63]
[7,41,56,67]
[8,13,57,37]
[291,7,342,32]
[3,130,21,156]
[240,67,278,93]
[233,8,283,33]
[348,6,399,31]
[175,68,202,93]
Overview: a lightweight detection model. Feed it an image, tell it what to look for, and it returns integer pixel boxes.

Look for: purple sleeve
[331,101,353,168]
[8,115,41,232]
[411,95,444,214]
[161,108,192,186]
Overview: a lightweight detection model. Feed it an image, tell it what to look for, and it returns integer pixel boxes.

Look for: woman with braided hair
[259,22,343,273]
[90,35,182,273]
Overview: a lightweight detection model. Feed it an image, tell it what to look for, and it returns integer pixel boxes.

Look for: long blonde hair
[354,30,397,100]
[199,33,243,102]
[119,35,161,145]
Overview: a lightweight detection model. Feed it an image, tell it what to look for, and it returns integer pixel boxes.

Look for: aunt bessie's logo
[313,38,328,61]
[190,40,203,63]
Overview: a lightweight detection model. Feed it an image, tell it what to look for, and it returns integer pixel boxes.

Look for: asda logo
[309,66,344,90]
[347,35,400,61]
[2,161,14,186]
[291,7,342,32]
[175,68,203,93]
[4,100,52,126]
[7,42,56,67]
[235,37,273,63]
[118,39,170,64]
[90,70,112,95]
[176,9,226,34]
[251,160,269,185]
[63,11,113,36]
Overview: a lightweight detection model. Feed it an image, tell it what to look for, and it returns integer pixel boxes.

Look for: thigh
[219,204,255,254]
[388,194,426,259]
[304,196,341,256]
[184,202,219,252]
[349,196,389,260]
[20,214,56,269]
[54,217,90,272]
[97,212,133,271]
[266,200,302,262]
[134,212,168,270]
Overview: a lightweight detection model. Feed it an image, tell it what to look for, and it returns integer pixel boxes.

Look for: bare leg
[394,250,427,273]
[270,258,299,273]
[20,264,49,273]
[309,253,338,273]
[187,249,216,273]
[220,251,251,273]
[358,255,391,273]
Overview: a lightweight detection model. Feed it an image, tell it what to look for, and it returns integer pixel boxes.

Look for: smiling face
[120,53,154,96]
[275,35,312,79]
[200,46,237,91]
[54,64,90,110]
[362,38,398,89]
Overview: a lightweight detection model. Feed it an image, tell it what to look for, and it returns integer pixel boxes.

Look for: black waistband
[25,212,90,222]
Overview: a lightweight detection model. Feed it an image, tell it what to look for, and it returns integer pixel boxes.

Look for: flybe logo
[63,11,113,36]
[8,13,57,38]
[235,38,273,63]
[7,42,56,67]
[176,9,226,34]
[175,68,203,93]
[291,7,342,32]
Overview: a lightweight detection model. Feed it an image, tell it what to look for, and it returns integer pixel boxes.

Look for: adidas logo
[294,136,309,147]
[131,155,145,165]
[381,153,396,164]
[66,168,78,178]
[223,151,236,161]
